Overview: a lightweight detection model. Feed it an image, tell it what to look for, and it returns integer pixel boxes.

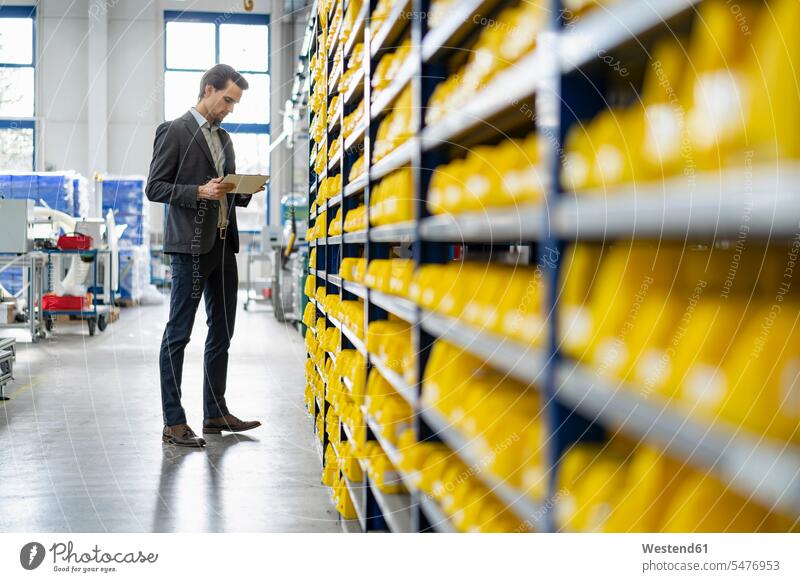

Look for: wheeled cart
[42,249,115,337]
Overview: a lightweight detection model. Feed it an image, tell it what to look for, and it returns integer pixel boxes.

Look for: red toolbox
[42,294,87,312]
[57,233,93,250]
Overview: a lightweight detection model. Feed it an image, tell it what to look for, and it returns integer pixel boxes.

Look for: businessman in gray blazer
[146,64,262,448]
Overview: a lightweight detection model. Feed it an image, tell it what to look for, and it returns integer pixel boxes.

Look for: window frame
[163,11,270,135]
[0,5,37,171]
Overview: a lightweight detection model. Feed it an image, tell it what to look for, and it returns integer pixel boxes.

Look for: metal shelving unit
[304,0,800,534]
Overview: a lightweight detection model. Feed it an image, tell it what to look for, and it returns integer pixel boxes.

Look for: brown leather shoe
[162,424,206,448]
[203,414,261,434]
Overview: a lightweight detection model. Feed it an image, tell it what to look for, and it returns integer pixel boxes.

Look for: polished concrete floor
[0,295,340,532]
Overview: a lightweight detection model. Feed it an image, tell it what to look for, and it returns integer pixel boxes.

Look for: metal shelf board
[370,56,416,120]
[343,68,365,105]
[327,16,342,61]
[326,350,337,365]
[344,122,366,150]
[327,234,342,244]
[369,289,417,324]
[362,409,416,492]
[556,360,800,516]
[343,230,367,243]
[342,417,356,440]
[341,323,368,357]
[328,60,343,93]
[328,274,342,287]
[342,473,368,531]
[340,518,362,533]
[328,149,342,172]
[369,0,412,59]
[554,165,800,240]
[328,314,343,330]
[421,0,503,62]
[343,1,366,58]
[420,406,548,529]
[369,221,415,243]
[560,0,700,72]
[419,493,458,533]
[345,175,367,197]
[420,48,543,151]
[316,269,327,280]
[369,139,415,181]
[342,280,367,299]
[371,355,417,407]
[369,481,413,533]
[328,193,343,208]
[420,310,548,387]
[419,204,547,242]
[312,298,326,315]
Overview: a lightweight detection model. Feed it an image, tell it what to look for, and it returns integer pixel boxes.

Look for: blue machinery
[305,0,800,532]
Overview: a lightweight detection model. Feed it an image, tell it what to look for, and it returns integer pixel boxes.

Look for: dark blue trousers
[159,235,238,426]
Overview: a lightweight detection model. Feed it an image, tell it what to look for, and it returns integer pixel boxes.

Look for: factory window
[163,11,270,176]
[0,6,36,172]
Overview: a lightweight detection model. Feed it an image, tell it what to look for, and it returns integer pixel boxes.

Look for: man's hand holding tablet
[221,174,270,195]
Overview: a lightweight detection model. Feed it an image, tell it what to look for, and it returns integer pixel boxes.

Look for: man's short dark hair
[197,64,249,100]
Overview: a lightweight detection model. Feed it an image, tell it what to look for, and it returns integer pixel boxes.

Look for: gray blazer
[145,110,251,255]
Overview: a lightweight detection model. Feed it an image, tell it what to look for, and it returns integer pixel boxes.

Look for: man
[146,64,262,448]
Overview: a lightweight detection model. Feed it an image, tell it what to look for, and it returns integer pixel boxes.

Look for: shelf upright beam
[539,4,568,535]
